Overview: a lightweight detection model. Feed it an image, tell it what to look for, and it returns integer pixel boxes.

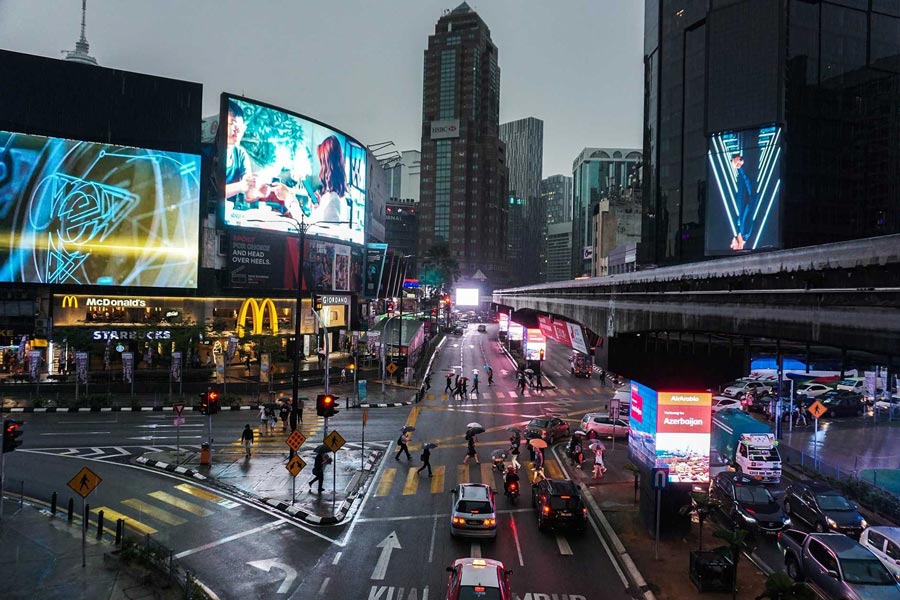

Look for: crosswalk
[92,482,240,536]
[422,386,609,403]
[373,458,565,498]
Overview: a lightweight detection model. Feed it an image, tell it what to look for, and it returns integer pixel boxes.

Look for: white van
[837,377,866,393]
[860,526,900,582]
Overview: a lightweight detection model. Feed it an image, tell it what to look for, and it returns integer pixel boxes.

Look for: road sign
[609,399,621,416]
[286,430,306,451]
[651,467,669,491]
[808,400,828,420]
[286,455,306,477]
[386,362,398,375]
[174,417,185,426]
[172,403,185,416]
[324,430,346,453]
[363,407,369,427]
[67,466,102,498]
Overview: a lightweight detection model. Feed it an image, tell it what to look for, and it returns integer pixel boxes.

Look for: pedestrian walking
[461,378,468,396]
[279,401,290,433]
[472,373,479,394]
[340,368,347,383]
[528,439,537,462]
[455,373,461,390]
[266,405,277,433]
[599,369,607,387]
[424,373,432,391]
[309,452,326,494]
[535,374,543,390]
[444,373,453,393]
[395,431,412,460]
[453,381,463,401]
[241,424,254,458]
[487,366,494,385]
[592,447,607,479]
[417,445,433,477]
[258,405,269,436]
[463,435,479,464]
[533,447,545,480]
[509,443,521,471]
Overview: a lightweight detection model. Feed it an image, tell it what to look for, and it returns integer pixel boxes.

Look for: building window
[440,49,457,119]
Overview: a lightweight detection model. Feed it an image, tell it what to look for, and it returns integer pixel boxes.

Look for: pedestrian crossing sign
[68,466,102,498]
[286,456,306,477]
[808,400,828,420]
[324,430,346,453]
[386,362,398,375]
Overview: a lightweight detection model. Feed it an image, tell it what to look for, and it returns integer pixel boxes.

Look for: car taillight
[745,507,756,515]
[543,505,550,514]
[583,507,588,515]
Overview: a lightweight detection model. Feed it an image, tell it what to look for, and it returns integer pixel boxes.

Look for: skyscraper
[541,174,573,283]
[542,174,573,225]
[571,148,641,277]
[500,117,544,285]
[418,2,509,287]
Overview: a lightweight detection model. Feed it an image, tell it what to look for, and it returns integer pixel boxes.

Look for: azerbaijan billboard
[221,95,366,246]
[0,130,200,288]
[706,125,782,255]
[629,381,712,483]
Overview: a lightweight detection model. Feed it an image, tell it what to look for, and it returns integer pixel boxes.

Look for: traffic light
[2,419,23,453]
[539,348,545,361]
[199,392,208,415]
[314,295,323,311]
[316,394,339,417]
[386,300,395,313]
[208,390,220,414]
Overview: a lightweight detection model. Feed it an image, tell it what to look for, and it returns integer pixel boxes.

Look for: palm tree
[419,242,461,295]
[755,573,815,600]
[714,527,750,600]
[680,490,720,551]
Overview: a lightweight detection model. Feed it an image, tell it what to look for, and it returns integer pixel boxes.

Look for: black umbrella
[424,442,438,450]
[314,444,330,454]
[401,425,416,433]
[490,449,508,460]
[466,426,486,439]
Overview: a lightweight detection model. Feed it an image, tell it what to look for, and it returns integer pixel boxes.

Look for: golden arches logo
[61,295,79,308]
[236,298,279,337]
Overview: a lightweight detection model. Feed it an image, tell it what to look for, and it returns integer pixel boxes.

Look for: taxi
[445,557,512,600]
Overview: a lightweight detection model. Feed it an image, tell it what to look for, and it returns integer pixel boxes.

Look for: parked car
[820,391,865,417]
[712,396,744,413]
[579,412,629,439]
[525,416,570,444]
[861,527,900,582]
[445,557,513,600]
[531,478,588,532]
[709,472,790,536]
[783,481,867,538]
[723,380,772,398]
[450,484,497,538]
[477,324,487,333]
[779,529,900,599]
[837,377,867,394]
[796,383,833,399]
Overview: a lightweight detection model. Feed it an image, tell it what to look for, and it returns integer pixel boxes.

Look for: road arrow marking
[371,531,401,580]
[247,559,297,594]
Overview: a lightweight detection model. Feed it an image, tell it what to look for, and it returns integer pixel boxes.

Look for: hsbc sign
[430,119,460,140]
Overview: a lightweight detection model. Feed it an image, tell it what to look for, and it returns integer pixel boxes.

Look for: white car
[795,383,832,398]
[450,484,497,538]
[711,396,744,413]
[837,377,866,393]
[722,380,772,398]
[860,526,900,582]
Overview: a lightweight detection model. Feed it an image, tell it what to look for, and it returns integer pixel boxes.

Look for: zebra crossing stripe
[457,464,469,484]
[545,459,564,479]
[121,498,187,526]
[148,491,214,516]
[92,507,158,535]
[402,468,418,495]
[174,483,239,509]
[375,468,396,497]
[431,466,445,493]
[480,463,495,486]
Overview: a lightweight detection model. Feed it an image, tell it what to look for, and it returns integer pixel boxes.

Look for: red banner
[537,315,556,341]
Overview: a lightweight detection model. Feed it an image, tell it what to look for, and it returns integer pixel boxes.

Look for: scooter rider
[504,465,520,495]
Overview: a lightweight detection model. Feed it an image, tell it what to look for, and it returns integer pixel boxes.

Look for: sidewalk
[557,442,767,600]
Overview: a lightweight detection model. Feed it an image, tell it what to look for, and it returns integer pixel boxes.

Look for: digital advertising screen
[524,328,546,361]
[498,313,509,333]
[455,288,480,306]
[221,95,366,245]
[655,392,712,483]
[628,382,658,469]
[508,322,524,342]
[706,125,782,255]
[364,243,388,299]
[0,130,200,288]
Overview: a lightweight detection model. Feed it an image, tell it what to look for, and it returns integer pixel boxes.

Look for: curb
[9,405,255,413]
[136,456,210,480]
[358,400,414,408]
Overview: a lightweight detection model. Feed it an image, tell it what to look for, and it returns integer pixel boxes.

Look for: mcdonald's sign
[61,295,79,308]
[236,298,280,337]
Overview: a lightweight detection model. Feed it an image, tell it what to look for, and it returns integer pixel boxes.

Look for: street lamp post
[397,255,414,383]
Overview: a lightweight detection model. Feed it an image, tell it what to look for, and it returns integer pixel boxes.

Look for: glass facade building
[641,0,900,266]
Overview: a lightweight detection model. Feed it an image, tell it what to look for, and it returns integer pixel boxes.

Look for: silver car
[450,484,497,538]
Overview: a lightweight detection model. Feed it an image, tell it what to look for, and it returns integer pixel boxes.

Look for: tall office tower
[641,0,900,266]
[500,117,544,285]
[540,175,573,282]
[385,150,422,204]
[571,148,641,277]
[418,2,509,287]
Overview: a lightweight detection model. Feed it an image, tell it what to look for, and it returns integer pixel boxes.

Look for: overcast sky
[0,0,643,176]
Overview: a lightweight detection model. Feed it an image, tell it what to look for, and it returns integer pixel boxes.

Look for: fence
[119,530,210,599]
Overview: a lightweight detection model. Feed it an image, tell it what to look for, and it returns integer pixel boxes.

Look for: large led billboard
[524,328,546,361]
[221,95,366,245]
[0,130,200,287]
[706,125,782,255]
[628,382,712,483]
[455,288,480,306]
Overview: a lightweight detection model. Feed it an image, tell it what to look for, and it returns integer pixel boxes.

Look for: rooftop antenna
[63,0,98,66]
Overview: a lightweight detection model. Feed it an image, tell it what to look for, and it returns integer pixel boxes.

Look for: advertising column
[655,392,713,484]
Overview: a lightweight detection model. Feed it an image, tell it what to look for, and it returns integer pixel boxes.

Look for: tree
[419,243,461,295]
[714,527,750,600]
[755,573,814,600]
[680,490,721,551]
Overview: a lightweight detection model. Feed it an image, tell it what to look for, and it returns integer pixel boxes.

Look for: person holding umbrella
[444,372,453,394]
[486,365,494,386]
[396,426,414,461]
[529,438,548,480]
[463,423,483,464]
[418,442,436,476]
[591,440,607,479]
[309,447,328,493]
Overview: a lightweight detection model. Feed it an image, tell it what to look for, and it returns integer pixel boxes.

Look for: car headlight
[860,518,868,529]
[826,517,838,529]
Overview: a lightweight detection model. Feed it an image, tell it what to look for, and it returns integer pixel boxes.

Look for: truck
[711,409,782,483]
[779,529,900,599]
[570,351,592,378]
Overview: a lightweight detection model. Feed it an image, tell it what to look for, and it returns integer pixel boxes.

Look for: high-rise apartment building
[641,0,900,265]
[571,148,641,277]
[541,174,573,225]
[500,117,543,285]
[418,2,509,286]
[540,174,573,282]
[545,222,573,283]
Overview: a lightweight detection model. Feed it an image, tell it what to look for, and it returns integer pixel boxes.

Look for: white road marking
[39,431,110,435]
[56,420,117,424]
[556,534,573,555]
[509,514,525,567]
[176,521,285,559]
[470,542,481,558]
[428,516,438,563]
[318,577,330,595]
[371,532,401,580]
[332,552,342,565]
[247,559,298,594]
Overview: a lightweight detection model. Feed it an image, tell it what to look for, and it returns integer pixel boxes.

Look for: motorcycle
[504,480,520,504]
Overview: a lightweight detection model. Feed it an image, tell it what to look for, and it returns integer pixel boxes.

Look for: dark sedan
[783,480,868,538]
[820,391,865,418]
[710,471,790,536]
[524,416,570,444]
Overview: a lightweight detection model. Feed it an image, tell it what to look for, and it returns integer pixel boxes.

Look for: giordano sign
[236,298,280,337]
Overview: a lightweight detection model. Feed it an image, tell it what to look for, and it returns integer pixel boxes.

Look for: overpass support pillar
[742,338,752,376]
[594,336,610,370]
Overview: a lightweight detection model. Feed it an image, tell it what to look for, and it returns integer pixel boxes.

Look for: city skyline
[0,0,643,177]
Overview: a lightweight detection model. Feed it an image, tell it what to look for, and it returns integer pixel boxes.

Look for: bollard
[115,519,124,545]
[50,492,57,516]
[96,509,104,540]
[67,497,74,522]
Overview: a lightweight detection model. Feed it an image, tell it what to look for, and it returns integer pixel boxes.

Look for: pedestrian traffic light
[2,419,23,453]
[316,394,339,417]
[314,295,323,311]
[539,349,545,361]
[208,390,220,414]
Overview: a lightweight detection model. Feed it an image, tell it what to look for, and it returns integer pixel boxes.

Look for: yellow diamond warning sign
[67,466,102,498]
[808,400,828,420]
[324,430,346,453]
[286,455,306,477]
[386,362,398,375]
